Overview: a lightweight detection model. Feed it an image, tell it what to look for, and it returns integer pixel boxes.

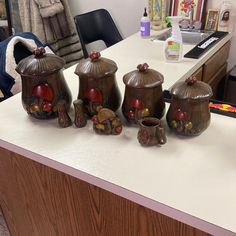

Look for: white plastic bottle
[164,16,183,62]
[140,8,150,37]
[218,1,232,32]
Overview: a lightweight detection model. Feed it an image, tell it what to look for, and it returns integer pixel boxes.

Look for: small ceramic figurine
[137,117,166,146]
[92,107,122,135]
[73,99,87,128]
[57,100,72,128]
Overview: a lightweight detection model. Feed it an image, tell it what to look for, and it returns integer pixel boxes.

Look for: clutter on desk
[15,47,72,119]
[92,107,122,135]
[137,117,166,146]
[74,51,121,117]
[166,76,213,136]
[122,63,165,124]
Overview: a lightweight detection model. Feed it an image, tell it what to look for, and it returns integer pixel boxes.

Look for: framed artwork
[0,0,7,20]
[205,9,219,31]
[0,0,12,40]
[172,0,206,22]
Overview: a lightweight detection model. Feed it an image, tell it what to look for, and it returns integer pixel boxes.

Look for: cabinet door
[208,63,227,100]
[203,41,230,83]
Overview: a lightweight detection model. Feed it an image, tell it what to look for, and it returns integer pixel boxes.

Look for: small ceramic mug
[137,117,167,146]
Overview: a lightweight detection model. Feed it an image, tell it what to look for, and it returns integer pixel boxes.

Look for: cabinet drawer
[192,66,203,81]
[208,63,227,100]
[203,41,230,83]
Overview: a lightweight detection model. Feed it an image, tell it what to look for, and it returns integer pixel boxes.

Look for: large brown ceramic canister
[166,76,213,136]
[122,63,165,124]
[74,51,121,117]
[16,47,72,119]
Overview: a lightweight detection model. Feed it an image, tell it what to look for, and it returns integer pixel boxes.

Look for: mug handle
[156,125,167,145]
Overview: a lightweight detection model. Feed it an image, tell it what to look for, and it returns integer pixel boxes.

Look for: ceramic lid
[170,76,213,100]
[16,47,65,77]
[74,51,117,78]
[123,63,164,88]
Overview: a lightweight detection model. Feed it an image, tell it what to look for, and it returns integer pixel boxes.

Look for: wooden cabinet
[0,147,212,236]
[202,41,230,84]
[191,41,230,99]
[192,66,203,81]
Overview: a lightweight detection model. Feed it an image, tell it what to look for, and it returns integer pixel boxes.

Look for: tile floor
[0,210,10,236]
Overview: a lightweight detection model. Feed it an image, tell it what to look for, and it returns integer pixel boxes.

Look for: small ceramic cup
[137,117,167,146]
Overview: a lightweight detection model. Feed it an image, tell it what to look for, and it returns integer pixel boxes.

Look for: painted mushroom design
[84,88,103,116]
[127,98,150,122]
[30,83,54,113]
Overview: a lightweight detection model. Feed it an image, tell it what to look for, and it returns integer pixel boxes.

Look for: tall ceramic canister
[16,47,72,119]
[166,76,213,136]
[122,63,165,124]
[74,51,121,117]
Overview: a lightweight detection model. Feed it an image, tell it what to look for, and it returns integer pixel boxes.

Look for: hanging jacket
[0,32,52,101]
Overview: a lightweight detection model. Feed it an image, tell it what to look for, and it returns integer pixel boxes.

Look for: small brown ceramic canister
[166,76,213,136]
[74,51,121,117]
[16,47,72,119]
[122,63,165,124]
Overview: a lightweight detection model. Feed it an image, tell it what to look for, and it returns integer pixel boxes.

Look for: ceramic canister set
[16,48,213,146]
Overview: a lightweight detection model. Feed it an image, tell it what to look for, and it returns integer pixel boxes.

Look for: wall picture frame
[204,9,219,31]
[0,0,7,20]
[172,0,206,23]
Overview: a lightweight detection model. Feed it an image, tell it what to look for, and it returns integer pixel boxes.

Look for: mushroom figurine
[92,107,122,135]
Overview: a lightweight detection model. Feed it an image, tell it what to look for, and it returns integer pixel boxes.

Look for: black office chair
[74,9,123,58]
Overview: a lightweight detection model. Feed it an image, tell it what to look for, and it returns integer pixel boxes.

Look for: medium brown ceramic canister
[122,63,165,124]
[16,48,72,119]
[74,51,121,117]
[166,76,213,136]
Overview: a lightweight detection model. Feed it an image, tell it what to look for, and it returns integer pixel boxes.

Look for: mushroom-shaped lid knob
[74,51,117,78]
[123,63,164,88]
[16,47,65,77]
[170,76,213,100]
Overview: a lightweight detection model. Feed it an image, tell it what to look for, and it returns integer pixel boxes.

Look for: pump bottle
[164,16,183,62]
[140,8,150,37]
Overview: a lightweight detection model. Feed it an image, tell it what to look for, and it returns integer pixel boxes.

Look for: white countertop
[0,32,235,236]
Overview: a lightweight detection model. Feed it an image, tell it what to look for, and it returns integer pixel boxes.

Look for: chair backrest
[74,9,123,58]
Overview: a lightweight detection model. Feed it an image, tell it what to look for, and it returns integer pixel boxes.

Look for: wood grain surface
[0,147,211,236]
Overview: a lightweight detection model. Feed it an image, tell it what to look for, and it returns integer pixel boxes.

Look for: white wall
[68,0,148,38]
[69,0,236,69]
[207,0,236,70]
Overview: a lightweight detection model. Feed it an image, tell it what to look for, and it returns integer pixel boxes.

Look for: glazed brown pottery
[74,51,121,117]
[73,99,87,128]
[166,76,213,136]
[92,107,122,135]
[122,63,165,124]
[137,117,166,146]
[16,47,72,119]
[57,100,72,128]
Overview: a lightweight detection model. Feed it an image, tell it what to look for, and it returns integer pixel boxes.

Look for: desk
[0,32,235,236]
